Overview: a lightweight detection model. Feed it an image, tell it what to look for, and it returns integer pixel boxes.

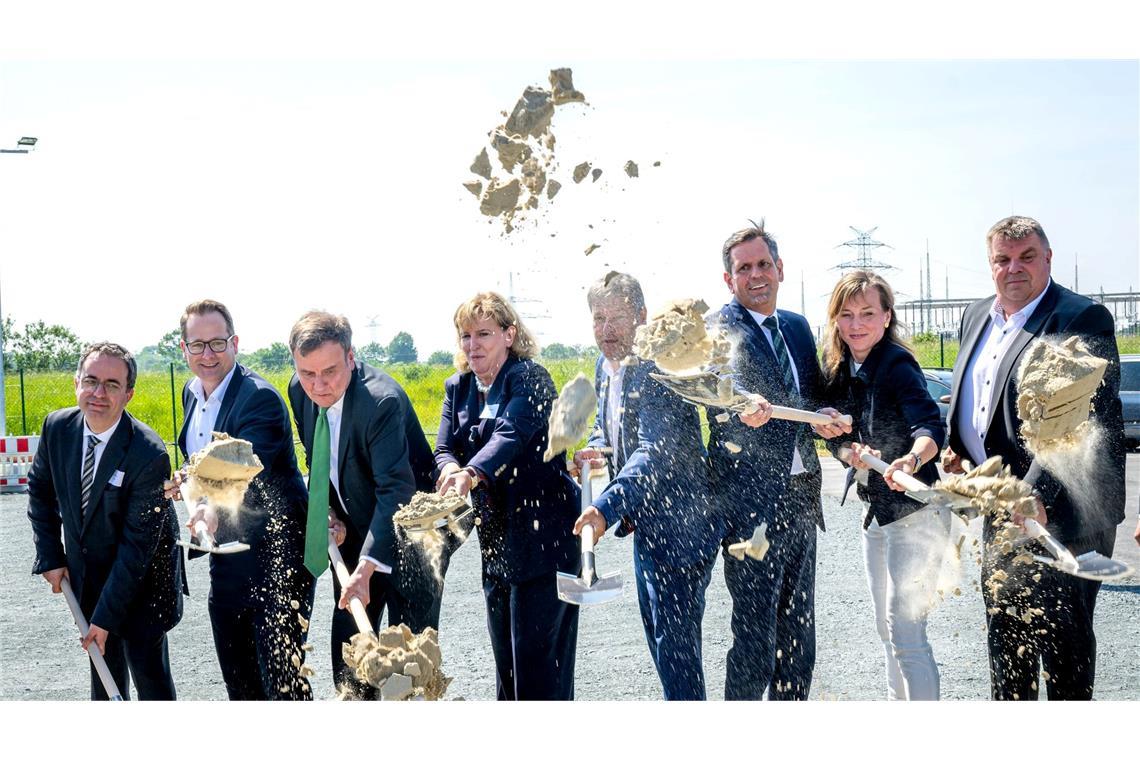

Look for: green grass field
[5,333,1136,470]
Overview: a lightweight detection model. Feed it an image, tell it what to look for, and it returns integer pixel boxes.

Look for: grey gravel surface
[3,455,1137,701]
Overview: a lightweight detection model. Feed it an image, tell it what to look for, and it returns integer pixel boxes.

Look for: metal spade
[173,483,250,555]
[556,461,623,606]
[649,370,852,425]
[1022,518,1134,582]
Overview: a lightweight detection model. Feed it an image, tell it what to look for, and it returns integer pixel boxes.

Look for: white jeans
[863,507,951,700]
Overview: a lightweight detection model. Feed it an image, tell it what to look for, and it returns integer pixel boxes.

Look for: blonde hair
[452,291,540,373]
[821,270,912,382]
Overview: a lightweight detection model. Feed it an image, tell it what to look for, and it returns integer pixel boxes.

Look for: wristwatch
[909,452,922,470]
[464,466,483,488]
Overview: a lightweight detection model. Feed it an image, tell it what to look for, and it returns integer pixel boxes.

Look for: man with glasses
[164,299,316,699]
[28,343,185,699]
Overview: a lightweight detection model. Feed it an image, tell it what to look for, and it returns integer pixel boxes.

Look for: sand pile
[543,373,597,462]
[1016,335,1107,454]
[394,491,471,583]
[341,624,450,701]
[633,299,732,374]
[182,433,263,510]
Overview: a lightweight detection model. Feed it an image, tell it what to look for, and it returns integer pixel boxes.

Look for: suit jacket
[948,281,1125,542]
[288,361,418,571]
[178,364,308,606]
[822,340,945,528]
[28,408,184,639]
[708,300,825,533]
[590,356,721,568]
[434,355,580,582]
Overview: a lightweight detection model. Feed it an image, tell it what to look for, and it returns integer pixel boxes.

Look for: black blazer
[178,364,308,605]
[434,355,579,583]
[822,340,945,528]
[708,301,825,531]
[947,281,1125,542]
[288,361,418,570]
[28,408,184,639]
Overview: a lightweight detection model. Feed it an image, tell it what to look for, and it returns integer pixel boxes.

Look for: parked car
[1121,354,1140,450]
[921,368,953,430]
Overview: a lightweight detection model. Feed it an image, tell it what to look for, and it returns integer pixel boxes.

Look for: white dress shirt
[325,393,392,574]
[956,282,1052,467]
[185,365,238,457]
[748,308,806,476]
[602,359,625,454]
[81,414,123,485]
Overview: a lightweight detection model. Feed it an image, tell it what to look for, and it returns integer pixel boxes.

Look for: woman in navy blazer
[816,271,949,701]
[434,291,580,700]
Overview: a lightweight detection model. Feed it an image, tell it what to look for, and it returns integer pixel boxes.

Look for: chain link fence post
[169,362,180,469]
[20,367,28,435]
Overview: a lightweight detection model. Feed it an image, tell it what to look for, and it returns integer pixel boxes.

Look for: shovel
[650,371,852,425]
[60,578,124,701]
[557,461,623,606]
[328,537,375,635]
[855,450,978,519]
[173,483,250,555]
[1022,518,1134,582]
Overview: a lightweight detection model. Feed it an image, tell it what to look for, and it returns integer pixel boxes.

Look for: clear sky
[1,6,1137,359]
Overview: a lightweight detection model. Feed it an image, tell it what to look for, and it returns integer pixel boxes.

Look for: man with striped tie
[710,220,826,701]
[28,343,185,700]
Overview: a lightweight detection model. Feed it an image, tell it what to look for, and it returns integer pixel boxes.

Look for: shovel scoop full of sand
[544,372,597,462]
[937,456,1040,556]
[633,299,732,374]
[182,433,263,510]
[341,624,450,701]
[1016,335,1107,454]
[727,523,769,562]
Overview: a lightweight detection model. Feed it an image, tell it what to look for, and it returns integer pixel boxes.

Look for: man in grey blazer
[943,215,1125,700]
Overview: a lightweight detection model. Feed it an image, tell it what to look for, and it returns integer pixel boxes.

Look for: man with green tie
[287,310,432,697]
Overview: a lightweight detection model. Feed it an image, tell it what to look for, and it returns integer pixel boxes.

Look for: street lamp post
[1,136,38,436]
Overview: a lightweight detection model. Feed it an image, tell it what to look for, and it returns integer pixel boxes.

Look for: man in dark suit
[942,215,1126,700]
[28,342,184,700]
[287,311,440,695]
[572,272,722,700]
[165,299,315,700]
[710,221,826,700]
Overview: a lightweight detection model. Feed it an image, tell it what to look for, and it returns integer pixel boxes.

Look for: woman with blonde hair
[433,291,581,700]
[815,270,949,700]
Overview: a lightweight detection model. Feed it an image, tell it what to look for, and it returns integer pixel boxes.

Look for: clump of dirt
[624,160,639,178]
[394,491,471,583]
[633,299,732,374]
[340,624,450,701]
[465,68,588,233]
[183,433,263,511]
[728,523,769,561]
[1016,336,1107,454]
[572,161,591,184]
[543,373,596,462]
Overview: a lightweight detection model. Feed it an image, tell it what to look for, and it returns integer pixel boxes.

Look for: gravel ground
[3,455,1137,701]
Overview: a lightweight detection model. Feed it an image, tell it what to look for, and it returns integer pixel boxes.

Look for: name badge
[479,403,500,420]
[109,470,125,487]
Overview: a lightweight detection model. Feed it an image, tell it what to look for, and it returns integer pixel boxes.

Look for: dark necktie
[762,315,798,396]
[304,407,330,577]
[79,435,99,516]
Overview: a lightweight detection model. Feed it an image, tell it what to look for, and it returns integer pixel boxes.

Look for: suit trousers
[723,472,819,701]
[483,569,579,700]
[985,525,1115,701]
[91,628,176,701]
[208,573,316,701]
[633,542,715,700]
[863,508,951,700]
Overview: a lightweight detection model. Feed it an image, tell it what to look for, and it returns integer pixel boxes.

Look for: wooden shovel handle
[328,538,374,635]
[61,578,123,700]
[858,451,927,493]
[770,406,853,426]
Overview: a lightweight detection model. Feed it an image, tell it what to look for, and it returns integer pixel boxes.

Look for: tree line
[2,318,600,372]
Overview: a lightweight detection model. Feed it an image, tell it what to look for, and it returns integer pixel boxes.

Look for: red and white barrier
[0,435,38,491]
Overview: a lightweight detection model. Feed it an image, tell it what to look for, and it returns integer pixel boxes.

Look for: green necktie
[304,406,330,577]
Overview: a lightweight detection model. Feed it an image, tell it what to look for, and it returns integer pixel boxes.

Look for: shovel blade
[556,571,624,606]
[1031,552,1134,582]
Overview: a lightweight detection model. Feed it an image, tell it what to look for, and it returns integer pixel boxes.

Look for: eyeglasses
[79,377,126,394]
[185,336,234,355]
